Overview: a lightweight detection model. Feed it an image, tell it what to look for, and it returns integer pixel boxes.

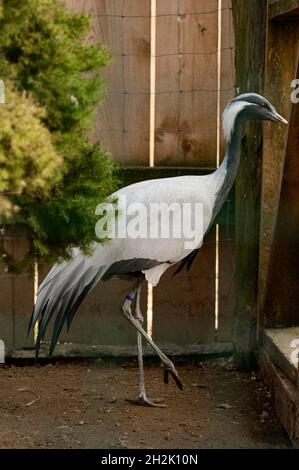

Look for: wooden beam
[260,348,299,447]
[258,17,298,331]
[263,328,299,386]
[8,342,233,359]
[232,0,267,368]
[120,166,214,186]
[263,59,299,326]
[269,0,299,20]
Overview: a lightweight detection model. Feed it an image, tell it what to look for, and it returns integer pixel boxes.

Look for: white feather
[36,174,218,308]
[222,100,247,141]
[144,263,170,286]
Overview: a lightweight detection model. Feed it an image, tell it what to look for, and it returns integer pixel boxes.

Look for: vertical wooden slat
[12,237,34,349]
[259,19,299,316]
[0,226,33,351]
[263,58,299,327]
[155,0,218,166]
[0,239,14,352]
[122,3,151,164]
[232,0,267,368]
[220,0,235,157]
[92,2,124,163]
[154,0,180,165]
[217,0,235,342]
[217,211,235,342]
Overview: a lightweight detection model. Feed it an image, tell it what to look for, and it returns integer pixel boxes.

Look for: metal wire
[95,2,235,170]
[109,48,234,58]
[105,86,235,95]
[94,7,232,19]
[96,126,227,133]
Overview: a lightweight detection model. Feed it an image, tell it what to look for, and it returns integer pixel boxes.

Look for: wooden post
[263,60,299,326]
[259,4,299,328]
[232,0,267,368]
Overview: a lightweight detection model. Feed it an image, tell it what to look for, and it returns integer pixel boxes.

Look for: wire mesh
[90,2,235,167]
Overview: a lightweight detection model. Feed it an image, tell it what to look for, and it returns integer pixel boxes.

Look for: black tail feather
[30,265,102,358]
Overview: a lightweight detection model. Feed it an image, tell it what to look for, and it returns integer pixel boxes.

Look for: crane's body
[30,93,287,406]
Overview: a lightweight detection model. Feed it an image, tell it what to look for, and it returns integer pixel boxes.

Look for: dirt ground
[0,357,291,449]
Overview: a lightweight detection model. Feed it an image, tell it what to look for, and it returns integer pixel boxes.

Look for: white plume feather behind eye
[222,100,247,141]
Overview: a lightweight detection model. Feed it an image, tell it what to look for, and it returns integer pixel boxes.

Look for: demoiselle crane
[29,93,287,407]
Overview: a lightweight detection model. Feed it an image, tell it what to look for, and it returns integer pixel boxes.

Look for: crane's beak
[272,111,288,125]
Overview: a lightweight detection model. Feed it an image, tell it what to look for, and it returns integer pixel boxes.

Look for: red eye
[259,102,267,108]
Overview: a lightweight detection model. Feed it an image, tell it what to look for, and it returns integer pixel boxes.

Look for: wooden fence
[0,0,235,355]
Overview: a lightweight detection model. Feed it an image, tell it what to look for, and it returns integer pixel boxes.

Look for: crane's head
[222,92,288,141]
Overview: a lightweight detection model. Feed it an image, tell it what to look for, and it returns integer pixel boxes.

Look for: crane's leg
[122,281,183,395]
[131,283,166,407]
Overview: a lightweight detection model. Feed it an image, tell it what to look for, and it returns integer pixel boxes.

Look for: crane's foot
[162,360,184,390]
[126,395,166,408]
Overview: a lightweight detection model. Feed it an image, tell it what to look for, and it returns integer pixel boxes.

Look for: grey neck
[211,120,243,220]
